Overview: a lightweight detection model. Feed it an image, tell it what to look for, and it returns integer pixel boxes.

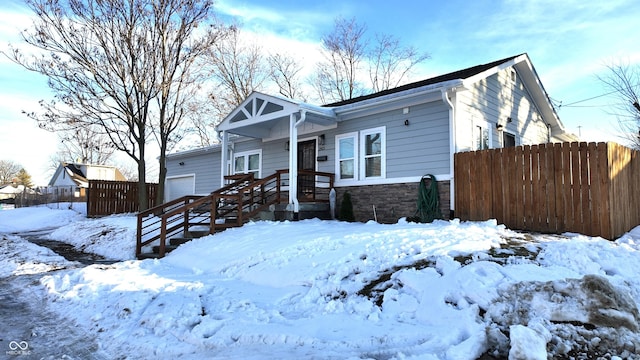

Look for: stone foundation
[334,180,450,224]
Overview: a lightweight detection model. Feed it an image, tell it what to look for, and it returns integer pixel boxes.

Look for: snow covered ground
[2,205,640,359]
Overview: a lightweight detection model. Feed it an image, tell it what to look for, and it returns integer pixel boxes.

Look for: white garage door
[166,175,195,202]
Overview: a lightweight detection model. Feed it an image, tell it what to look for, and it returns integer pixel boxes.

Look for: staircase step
[186,230,210,238]
[170,237,194,246]
[213,222,241,230]
[137,253,162,260]
[152,244,179,254]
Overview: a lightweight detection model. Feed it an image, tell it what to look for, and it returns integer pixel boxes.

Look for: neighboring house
[0,183,34,202]
[47,162,127,199]
[165,53,577,222]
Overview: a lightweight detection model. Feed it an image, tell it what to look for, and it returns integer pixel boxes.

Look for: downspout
[289,110,307,215]
[442,88,456,218]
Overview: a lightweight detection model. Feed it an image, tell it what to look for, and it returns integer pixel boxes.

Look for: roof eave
[331,80,464,119]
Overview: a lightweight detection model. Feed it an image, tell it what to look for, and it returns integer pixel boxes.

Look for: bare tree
[192,26,270,145]
[268,52,306,100]
[0,160,22,184]
[207,26,270,109]
[57,126,116,165]
[6,0,225,209]
[313,17,367,103]
[368,34,430,92]
[599,62,640,149]
[149,1,228,205]
[312,17,430,103]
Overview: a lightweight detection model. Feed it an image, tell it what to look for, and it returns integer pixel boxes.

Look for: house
[0,183,30,202]
[47,162,127,199]
[165,53,576,223]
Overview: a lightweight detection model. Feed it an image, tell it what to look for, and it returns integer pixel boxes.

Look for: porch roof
[216,92,337,139]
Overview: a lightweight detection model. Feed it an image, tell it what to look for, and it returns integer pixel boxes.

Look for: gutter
[442,88,456,216]
[333,79,464,116]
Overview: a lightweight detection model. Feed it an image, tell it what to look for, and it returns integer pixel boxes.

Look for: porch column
[220,130,229,187]
[288,113,299,213]
[288,110,307,215]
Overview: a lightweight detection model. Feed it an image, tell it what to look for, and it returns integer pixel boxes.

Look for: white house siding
[333,101,451,182]
[53,171,78,187]
[84,166,116,180]
[166,147,221,195]
[456,67,550,152]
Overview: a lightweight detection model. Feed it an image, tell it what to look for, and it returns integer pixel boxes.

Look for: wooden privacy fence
[454,142,640,240]
[87,180,158,217]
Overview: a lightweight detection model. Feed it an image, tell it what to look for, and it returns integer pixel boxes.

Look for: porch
[136,169,334,259]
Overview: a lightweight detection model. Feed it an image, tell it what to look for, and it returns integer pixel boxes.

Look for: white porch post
[288,113,299,213]
[288,110,307,216]
[220,130,229,187]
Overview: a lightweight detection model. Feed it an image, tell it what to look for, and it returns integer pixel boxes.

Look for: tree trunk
[137,155,148,212]
[156,151,166,206]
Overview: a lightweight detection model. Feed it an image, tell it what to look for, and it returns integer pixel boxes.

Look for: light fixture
[179,161,185,166]
[404,119,410,126]
[285,141,289,151]
[319,134,325,146]
[496,123,504,131]
[507,117,513,123]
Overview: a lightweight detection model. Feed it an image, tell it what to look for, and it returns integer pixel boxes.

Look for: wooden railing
[135,170,334,258]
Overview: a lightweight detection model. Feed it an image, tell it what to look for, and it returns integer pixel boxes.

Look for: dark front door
[297,139,316,200]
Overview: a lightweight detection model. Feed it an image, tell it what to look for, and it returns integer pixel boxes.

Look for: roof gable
[48,162,127,187]
[217,92,303,138]
[324,55,521,107]
[216,91,337,138]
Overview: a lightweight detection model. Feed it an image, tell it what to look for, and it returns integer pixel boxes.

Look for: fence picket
[453,141,640,240]
[87,180,158,217]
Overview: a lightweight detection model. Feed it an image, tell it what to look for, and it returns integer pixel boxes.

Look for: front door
[297,139,316,200]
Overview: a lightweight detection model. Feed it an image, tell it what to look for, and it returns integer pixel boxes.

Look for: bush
[339,191,355,222]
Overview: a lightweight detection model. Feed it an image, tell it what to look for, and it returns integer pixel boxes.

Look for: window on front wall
[361,127,385,178]
[336,133,357,180]
[233,150,261,178]
[335,127,386,182]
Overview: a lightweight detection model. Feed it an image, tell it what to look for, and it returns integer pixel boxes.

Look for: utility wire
[558,89,621,108]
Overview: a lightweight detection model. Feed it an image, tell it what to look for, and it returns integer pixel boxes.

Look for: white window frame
[473,119,492,150]
[360,126,386,180]
[335,132,358,182]
[232,149,262,178]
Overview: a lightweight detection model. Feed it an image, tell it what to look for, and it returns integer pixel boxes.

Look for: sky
[2,205,640,358]
[1,0,639,185]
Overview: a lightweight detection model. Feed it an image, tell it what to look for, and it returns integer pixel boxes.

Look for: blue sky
[1,0,639,185]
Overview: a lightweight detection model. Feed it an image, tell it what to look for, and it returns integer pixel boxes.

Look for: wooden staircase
[135,170,334,259]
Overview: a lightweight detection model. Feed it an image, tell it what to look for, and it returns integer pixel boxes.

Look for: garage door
[166,175,195,202]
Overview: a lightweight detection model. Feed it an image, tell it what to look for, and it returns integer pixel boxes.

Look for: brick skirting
[334,180,451,224]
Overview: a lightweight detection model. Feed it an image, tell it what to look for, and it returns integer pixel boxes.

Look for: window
[475,124,490,150]
[335,127,386,182]
[233,150,261,178]
[336,133,357,180]
[503,132,516,147]
[360,127,385,178]
[509,68,517,83]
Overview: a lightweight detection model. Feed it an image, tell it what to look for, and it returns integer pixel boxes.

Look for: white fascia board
[299,103,337,119]
[332,80,464,119]
[166,144,222,159]
[461,54,526,86]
